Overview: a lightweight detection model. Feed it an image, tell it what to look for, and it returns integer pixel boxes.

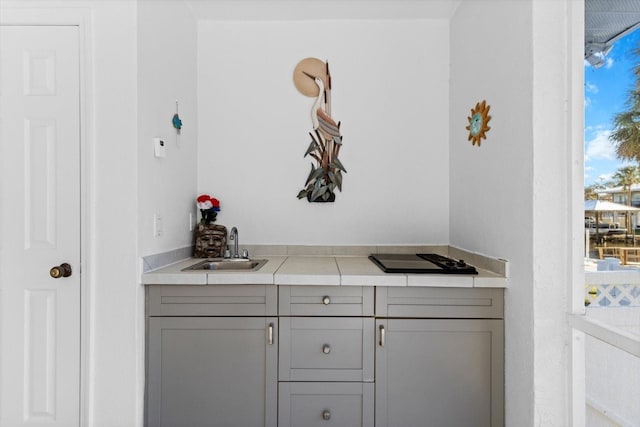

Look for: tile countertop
[141,246,508,288]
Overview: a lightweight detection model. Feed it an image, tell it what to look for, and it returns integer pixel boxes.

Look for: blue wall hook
[173,100,183,133]
[172,113,182,131]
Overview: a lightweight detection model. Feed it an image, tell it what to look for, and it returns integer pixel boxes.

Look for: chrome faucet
[229,227,239,258]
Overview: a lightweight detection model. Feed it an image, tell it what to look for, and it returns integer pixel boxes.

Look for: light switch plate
[153,214,163,237]
[153,137,166,158]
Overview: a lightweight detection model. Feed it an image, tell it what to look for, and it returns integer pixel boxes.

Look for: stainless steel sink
[182,258,268,272]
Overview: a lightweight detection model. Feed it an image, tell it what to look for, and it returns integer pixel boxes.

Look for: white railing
[585,283,640,308]
[569,313,640,358]
[573,269,640,426]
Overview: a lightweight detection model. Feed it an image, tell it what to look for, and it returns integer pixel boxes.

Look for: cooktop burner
[368,253,478,274]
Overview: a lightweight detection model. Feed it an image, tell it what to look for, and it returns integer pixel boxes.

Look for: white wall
[451,0,581,425]
[82,4,140,426]
[135,2,198,427]
[530,1,581,424]
[137,1,198,257]
[197,18,451,245]
[449,1,535,424]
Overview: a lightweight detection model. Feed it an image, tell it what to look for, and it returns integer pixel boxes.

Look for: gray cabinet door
[146,316,277,427]
[375,319,504,427]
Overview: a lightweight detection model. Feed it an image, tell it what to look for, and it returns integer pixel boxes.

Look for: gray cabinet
[146,286,278,427]
[278,286,375,427]
[146,285,504,427]
[375,288,504,427]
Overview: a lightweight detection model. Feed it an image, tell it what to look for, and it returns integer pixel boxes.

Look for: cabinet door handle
[379,324,385,347]
[268,323,274,345]
[322,344,331,354]
[322,410,331,420]
[322,295,331,305]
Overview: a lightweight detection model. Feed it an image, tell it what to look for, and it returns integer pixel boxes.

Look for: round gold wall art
[293,58,328,97]
[466,100,492,146]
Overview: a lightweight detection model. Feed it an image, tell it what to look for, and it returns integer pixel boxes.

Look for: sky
[584,29,640,187]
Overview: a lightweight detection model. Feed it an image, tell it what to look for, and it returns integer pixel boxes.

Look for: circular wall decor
[293,57,328,97]
[466,100,491,146]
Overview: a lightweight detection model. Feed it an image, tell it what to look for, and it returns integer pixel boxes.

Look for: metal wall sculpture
[293,58,346,202]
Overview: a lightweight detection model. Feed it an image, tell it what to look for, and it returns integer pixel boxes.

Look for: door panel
[375,319,504,427]
[0,25,80,426]
[146,317,278,427]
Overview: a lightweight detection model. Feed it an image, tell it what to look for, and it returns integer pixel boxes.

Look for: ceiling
[183,0,461,21]
[585,0,640,67]
[183,0,640,67]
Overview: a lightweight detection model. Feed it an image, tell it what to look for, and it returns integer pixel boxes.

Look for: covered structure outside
[585,200,640,264]
[596,184,640,209]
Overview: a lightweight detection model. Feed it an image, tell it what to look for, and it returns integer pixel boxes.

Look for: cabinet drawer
[278,382,374,427]
[279,317,374,382]
[376,287,503,319]
[279,286,374,316]
[147,285,277,316]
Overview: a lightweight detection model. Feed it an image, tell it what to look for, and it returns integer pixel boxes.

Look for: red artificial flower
[196,194,210,204]
[196,194,221,212]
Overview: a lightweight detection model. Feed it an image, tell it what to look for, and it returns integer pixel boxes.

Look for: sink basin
[182,258,268,272]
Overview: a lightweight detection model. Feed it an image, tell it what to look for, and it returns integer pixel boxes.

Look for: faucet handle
[242,249,249,259]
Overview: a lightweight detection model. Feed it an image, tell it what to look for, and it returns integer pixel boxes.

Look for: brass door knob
[50,263,72,279]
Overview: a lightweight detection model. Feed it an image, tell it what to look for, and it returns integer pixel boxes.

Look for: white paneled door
[0,26,81,426]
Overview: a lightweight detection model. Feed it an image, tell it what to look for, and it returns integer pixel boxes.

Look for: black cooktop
[368,253,478,274]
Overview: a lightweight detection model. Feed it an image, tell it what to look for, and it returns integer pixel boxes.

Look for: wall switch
[153,214,163,237]
[153,137,166,158]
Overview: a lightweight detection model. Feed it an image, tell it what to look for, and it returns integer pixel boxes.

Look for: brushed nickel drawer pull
[268,323,274,345]
[322,295,331,305]
[322,410,331,420]
[322,344,331,354]
[379,324,385,347]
